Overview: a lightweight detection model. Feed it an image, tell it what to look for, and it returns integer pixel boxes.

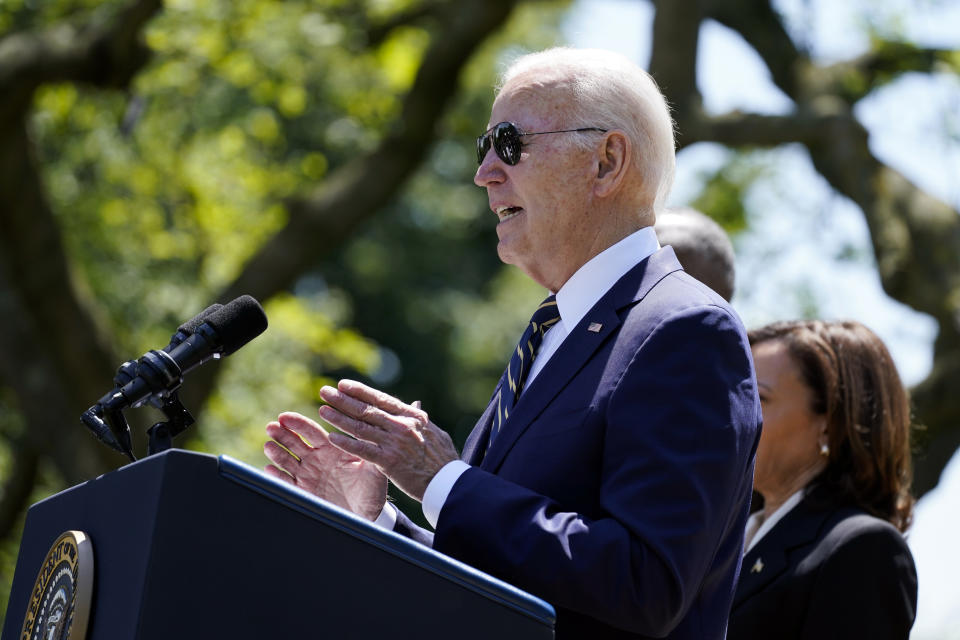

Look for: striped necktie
[488,294,561,448]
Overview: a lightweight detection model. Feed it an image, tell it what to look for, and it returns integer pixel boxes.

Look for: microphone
[112,303,224,389]
[102,295,267,413]
[165,303,225,352]
[82,295,268,459]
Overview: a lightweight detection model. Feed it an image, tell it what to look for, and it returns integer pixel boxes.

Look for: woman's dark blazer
[727,491,917,640]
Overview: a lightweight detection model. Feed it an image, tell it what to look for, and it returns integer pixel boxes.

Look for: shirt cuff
[373,502,397,530]
[422,460,471,529]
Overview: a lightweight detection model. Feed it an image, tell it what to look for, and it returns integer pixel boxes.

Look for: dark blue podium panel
[3,449,554,639]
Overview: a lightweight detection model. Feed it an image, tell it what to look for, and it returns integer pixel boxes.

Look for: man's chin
[497,246,548,285]
[496,242,524,268]
[496,242,512,263]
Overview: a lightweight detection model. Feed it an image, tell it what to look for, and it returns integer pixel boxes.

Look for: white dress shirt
[376,226,661,531]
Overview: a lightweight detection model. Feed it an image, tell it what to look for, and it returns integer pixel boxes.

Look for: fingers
[320,383,428,443]
[333,379,426,420]
[266,411,337,458]
[318,404,394,446]
[263,434,301,473]
[277,411,331,446]
[265,422,310,460]
[328,432,384,464]
[264,463,295,484]
[264,411,341,475]
[309,382,459,503]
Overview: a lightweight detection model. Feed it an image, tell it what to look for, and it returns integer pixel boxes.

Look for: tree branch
[679,109,838,149]
[703,0,804,98]
[683,106,960,326]
[0,0,166,483]
[804,118,960,495]
[365,0,448,48]
[809,43,959,105]
[704,4,959,108]
[167,0,522,437]
[0,0,162,124]
[220,0,519,304]
[649,0,703,120]
[661,0,960,494]
[911,339,960,495]
[0,250,120,484]
[684,106,960,497]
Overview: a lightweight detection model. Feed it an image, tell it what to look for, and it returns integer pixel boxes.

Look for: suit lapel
[735,537,790,607]
[479,247,683,472]
[461,379,501,465]
[479,304,622,471]
[733,499,831,609]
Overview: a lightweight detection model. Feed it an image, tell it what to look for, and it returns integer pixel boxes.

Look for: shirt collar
[744,488,807,553]
[554,226,660,333]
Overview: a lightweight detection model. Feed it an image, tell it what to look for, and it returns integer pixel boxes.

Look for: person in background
[728,319,917,640]
[654,206,735,302]
[264,47,762,639]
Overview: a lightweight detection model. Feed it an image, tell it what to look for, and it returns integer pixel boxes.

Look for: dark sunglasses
[476,121,608,166]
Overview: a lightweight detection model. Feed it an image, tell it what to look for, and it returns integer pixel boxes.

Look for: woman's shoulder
[809,502,912,559]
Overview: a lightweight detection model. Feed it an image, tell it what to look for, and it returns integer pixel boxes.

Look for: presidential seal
[20,530,94,640]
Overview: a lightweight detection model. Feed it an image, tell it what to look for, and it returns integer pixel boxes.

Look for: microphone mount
[81,390,195,462]
[146,392,195,456]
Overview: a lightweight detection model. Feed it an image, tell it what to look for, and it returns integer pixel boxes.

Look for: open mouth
[496,206,524,222]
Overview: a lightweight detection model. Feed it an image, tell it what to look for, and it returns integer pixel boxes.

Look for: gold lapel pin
[587,322,603,333]
[750,557,764,574]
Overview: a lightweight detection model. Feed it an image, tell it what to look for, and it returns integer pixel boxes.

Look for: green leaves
[691,154,760,234]
[9,0,573,473]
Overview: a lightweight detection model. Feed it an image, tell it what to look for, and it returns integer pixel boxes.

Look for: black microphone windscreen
[178,303,223,334]
[205,295,268,355]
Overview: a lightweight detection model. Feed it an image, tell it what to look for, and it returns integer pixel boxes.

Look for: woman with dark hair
[727,320,917,640]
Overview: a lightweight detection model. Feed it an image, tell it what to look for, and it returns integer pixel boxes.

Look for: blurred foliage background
[1,0,958,628]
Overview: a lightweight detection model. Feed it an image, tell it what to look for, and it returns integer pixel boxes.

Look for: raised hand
[264,411,388,521]
[318,380,460,502]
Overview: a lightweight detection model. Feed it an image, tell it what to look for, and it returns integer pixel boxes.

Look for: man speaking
[264,48,762,639]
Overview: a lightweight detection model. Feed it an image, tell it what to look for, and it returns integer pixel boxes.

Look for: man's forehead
[499,73,570,103]
[491,81,570,126]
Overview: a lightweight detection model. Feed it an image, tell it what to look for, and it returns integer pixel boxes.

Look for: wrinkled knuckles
[359,404,381,423]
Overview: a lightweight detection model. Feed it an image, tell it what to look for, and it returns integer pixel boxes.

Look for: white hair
[499,47,676,212]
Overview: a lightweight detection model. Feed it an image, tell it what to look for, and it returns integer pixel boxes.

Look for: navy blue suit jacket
[396,247,762,638]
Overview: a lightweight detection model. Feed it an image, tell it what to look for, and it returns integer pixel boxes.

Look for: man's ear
[594,131,630,198]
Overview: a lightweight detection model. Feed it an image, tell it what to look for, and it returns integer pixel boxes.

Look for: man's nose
[474,151,506,187]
